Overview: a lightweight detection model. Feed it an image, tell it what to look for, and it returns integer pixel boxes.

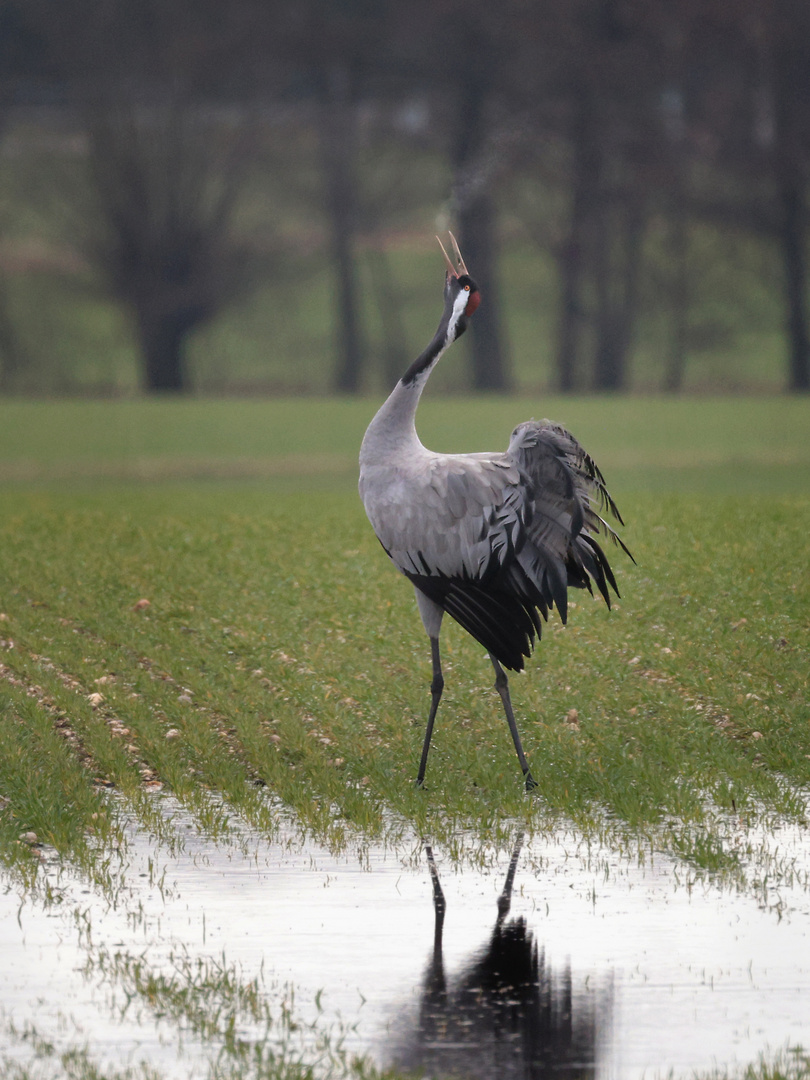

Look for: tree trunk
[451,71,510,391]
[776,169,810,392]
[592,187,645,391]
[663,167,689,393]
[138,309,190,392]
[456,193,510,391]
[0,276,27,392]
[320,63,365,394]
[555,237,585,394]
[555,84,598,393]
[773,35,810,392]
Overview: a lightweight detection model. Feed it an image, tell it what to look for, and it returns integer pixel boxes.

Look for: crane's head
[437,232,480,340]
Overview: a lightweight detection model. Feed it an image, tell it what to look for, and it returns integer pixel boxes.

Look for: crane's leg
[424,844,447,956]
[489,655,537,792]
[416,636,444,787]
[496,830,525,923]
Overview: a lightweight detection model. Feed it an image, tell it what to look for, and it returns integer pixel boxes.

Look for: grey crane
[359,233,631,791]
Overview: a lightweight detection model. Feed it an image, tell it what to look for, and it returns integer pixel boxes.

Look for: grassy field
[1,393,809,1079]
[1,393,808,489]
[1,394,808,862]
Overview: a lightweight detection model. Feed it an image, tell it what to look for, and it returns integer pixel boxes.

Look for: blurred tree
[656,0,810,392]
[318,60,367,393]
[85,103,261,391]
[2,0,808,395]
[769,0,810,391]
[549,1,668,392]
[385,0,523,391]
[27,0,274,392]
[272,0,401,393]
[447,27,511,392]
[496,0,664,393]
[0,0,45,390]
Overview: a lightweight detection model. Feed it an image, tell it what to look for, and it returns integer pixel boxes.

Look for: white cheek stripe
[447,288,469,338]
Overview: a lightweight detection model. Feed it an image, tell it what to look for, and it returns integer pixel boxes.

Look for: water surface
[2,802,810,1078]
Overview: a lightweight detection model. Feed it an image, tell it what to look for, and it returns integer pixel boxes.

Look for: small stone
[177,693,193,704]
[19,831,38,845]
[132,598,151,611]
[165,728,181,740]
[88,692,104,707]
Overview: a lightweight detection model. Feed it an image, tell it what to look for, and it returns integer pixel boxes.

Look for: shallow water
[2,803,810,1078]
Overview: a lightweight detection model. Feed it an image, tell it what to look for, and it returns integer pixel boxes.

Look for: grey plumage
[359,234,630,790]
[366,422,630,671]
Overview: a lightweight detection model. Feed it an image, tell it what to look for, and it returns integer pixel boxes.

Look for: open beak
[436,231,470,278]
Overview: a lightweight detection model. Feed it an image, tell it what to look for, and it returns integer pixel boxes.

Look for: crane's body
[359,234,630,790]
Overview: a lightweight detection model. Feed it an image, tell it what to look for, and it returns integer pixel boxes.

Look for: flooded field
[3,797,810,1079]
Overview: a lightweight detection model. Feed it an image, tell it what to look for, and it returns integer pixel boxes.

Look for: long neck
[360,328,453,464]
[360,286,468,465]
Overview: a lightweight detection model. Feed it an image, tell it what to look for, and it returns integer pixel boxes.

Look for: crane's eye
[464,284,470,291]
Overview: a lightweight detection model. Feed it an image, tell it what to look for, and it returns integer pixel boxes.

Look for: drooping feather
[364,419,630,671]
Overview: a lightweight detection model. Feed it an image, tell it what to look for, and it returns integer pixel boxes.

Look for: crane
[359,233,631,791]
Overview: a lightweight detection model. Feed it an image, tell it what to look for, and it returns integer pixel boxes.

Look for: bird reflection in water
[390,833,612,1079]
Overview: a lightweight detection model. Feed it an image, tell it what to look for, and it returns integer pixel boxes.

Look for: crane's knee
[431,672,444,697]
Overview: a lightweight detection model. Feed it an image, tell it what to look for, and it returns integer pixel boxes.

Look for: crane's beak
[436,231,470,278]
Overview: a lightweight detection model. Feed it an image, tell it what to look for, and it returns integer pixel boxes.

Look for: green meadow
[1,393,810,1079]
[1,394,808,858]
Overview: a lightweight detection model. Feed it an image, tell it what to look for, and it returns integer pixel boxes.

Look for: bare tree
[449,52,511,392]
[0,0,43,390]
[385,0,522,391]
[84,101,260,391]
[769,2,810,391]
[317,61,367,394]
[26,0,274,392]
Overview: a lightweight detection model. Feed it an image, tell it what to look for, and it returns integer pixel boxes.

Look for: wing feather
[361,426,631,671]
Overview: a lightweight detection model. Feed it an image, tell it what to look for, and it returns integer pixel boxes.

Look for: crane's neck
[360,326,454,465]
[360,283,470,466]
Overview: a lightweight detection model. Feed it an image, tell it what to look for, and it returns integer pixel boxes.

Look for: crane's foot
[524,770,538,793]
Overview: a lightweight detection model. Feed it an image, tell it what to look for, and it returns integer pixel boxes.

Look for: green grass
[691,1048,810,1080]
[0,394,808,492]
[2,485,807,864]
[0,394,808,883]
[0,947,399,1080]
